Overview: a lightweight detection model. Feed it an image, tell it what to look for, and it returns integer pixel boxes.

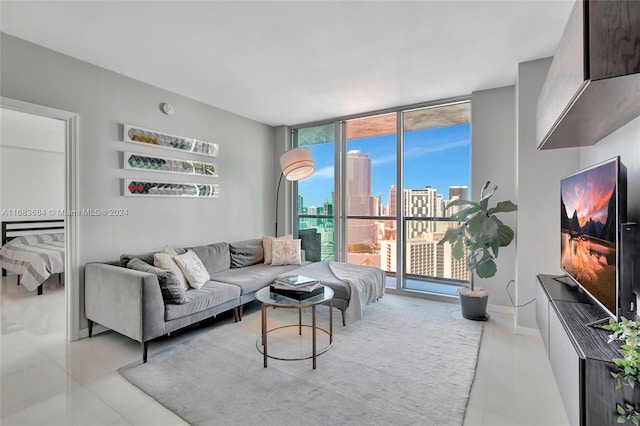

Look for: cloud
[304,165,334,182]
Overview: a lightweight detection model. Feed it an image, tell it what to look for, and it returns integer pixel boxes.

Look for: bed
[0,219,65,295]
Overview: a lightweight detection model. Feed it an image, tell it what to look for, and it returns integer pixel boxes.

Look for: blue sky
[298,123,470,208]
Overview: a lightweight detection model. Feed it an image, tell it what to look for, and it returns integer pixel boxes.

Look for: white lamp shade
[279,147,314,181]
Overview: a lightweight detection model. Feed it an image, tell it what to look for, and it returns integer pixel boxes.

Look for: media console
[536,274,640,426]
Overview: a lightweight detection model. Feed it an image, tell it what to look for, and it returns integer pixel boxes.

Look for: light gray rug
[119,294,484,426]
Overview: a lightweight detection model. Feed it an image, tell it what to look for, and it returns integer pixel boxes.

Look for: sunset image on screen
[560,160,617,314]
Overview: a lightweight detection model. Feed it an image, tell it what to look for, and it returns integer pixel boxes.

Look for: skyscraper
[346,150,375,244]
[449,186,468,200]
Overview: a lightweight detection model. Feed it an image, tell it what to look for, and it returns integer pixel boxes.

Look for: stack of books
[270,275,324,300]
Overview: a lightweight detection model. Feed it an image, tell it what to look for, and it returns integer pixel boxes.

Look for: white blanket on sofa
[328,262,385,321]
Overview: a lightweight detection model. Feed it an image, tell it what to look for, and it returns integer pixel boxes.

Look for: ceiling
[0,1,574,127]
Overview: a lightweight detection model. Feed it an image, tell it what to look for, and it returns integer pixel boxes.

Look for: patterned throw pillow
[271,239,302,266]
[174,250,211,290]
[154,252,189,291]
[263,235,292,264]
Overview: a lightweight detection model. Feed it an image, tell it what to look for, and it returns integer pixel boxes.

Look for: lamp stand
[275,172,284,236]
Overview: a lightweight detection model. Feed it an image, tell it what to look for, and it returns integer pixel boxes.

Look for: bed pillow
[271,239,302,266]
[126,258,187,304]
[230,239,264,268]
[263,235,292,264]
[154,252,189,291]
[174,250,210,290]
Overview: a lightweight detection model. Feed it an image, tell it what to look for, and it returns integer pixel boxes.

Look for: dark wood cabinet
[537,0,640,150]
[536,274,640,426]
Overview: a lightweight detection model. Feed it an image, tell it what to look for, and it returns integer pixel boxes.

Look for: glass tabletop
[255,286,334,307]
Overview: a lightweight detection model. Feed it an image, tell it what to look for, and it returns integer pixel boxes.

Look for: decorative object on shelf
[160,102,174,116]
[603,317,640,425]
[275,147,314,235]
[124,179,219,198]
[439,181,517,321]
[123,124,218,157]
[124,152,217,177]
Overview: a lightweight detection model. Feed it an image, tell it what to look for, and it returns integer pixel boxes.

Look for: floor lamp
[275,147,314,236]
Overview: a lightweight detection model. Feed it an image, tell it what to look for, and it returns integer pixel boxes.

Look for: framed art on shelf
[124,152,217,177]
[123,124,218,157]
[124,179,220,198]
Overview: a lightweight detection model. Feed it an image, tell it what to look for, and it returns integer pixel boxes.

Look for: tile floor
[1,275,569,426]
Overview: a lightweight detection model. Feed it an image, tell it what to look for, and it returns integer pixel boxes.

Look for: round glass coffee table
[255,286,334,369]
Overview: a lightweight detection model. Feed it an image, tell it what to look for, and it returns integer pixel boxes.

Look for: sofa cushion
[120,247,186,267]
[210,263,305,295]
[174,250,211,290]
[126,258,188,304]
[230,239,264,268]
[271,239,302,266]
[186,243,230,275]
[165,281,240,321]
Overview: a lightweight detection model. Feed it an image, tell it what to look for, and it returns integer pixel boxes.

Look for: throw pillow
[263,234,292,264]
[126,258,187,304]
[174,250,211,289]
[271,239,302,266]
[154,252,189,291]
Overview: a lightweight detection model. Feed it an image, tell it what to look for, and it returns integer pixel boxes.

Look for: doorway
[0,97,79,341]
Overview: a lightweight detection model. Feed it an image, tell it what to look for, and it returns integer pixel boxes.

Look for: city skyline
[298,123,470,208]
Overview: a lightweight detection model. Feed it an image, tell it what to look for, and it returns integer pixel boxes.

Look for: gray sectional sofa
[84,238,351,363]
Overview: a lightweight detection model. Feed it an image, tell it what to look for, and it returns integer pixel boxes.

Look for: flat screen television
[560,157,627,320]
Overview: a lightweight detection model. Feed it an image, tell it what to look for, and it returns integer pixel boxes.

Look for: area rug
[119,294,484,426]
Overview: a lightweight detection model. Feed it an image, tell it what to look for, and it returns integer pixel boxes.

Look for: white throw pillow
[271,239,302,266]
[154,252,189,291]
[174,250,210,290]
[263,234,292,264]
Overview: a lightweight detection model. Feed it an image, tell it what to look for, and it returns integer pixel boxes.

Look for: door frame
[1,97,80,341]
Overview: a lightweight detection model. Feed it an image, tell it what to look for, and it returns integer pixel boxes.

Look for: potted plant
[439,181,517,320]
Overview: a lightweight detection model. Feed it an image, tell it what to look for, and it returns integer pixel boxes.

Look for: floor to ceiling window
[292,99,470,297]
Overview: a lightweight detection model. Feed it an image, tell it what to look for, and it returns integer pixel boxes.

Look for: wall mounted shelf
[123,124,218,157]
[124,152,217,177]
[123,179,219,198]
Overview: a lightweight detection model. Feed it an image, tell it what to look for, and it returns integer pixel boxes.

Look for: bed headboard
[1,219,65,245]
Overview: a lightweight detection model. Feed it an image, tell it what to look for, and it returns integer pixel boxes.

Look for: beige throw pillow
[271,239,302,266]
[263,234,292,264]
[154,252,189,291]
[174,250,210,290]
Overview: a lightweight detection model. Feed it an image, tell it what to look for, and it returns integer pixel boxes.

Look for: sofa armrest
[85,263,165,343]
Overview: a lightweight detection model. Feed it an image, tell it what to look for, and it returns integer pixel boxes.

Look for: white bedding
[0,233,64,291]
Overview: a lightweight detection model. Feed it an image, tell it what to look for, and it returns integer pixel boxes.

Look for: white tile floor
[1,275,569,426]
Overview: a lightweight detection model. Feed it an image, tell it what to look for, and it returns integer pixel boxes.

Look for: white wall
[1,33,276,328]
[515,57,579,331]
[0,108,65,221]
[470,86,518,312]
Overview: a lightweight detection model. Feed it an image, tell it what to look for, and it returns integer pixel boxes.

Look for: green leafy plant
[439,181,517,290]
[604,317,640,424]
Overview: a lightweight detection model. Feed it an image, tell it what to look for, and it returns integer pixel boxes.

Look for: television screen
[560,157,624,319]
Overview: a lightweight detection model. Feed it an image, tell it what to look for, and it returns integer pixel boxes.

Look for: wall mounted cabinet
[537,0,640,150]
